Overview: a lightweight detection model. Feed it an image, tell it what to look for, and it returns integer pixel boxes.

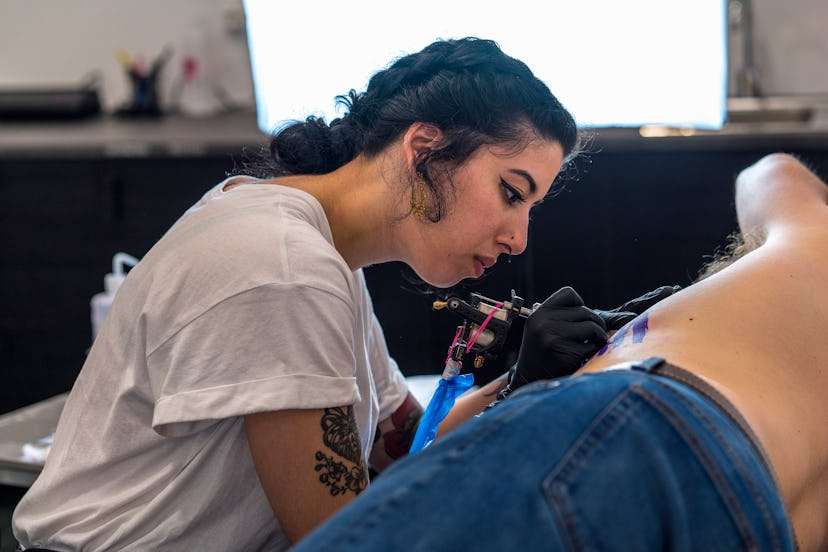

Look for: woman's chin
[416,270,468,289]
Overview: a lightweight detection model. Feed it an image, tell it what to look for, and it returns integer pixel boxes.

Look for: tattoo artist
[12,38,675,552]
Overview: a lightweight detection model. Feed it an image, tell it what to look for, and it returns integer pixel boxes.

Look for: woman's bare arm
[245,406,367,543]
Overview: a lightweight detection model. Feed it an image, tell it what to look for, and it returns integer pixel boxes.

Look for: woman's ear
[402,122,443,165]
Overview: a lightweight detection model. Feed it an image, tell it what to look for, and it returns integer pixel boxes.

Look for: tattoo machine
[434,290,534,371]
[408,290,535,453]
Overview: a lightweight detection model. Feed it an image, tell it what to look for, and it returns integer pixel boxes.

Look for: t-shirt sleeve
[148,283,361,437]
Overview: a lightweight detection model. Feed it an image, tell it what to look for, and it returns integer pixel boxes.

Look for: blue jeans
[296,359,795,551]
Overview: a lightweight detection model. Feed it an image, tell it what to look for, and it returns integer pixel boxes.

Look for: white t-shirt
[13,178,409,551]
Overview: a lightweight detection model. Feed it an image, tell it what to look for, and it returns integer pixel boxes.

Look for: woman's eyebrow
[507,168,537,195]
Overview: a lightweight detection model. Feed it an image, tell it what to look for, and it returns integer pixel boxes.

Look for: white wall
[0,0,825,116]
[0,0,255,113]
[751,0,828,95]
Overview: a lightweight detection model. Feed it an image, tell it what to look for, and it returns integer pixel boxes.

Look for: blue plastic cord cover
[408,373,475,454]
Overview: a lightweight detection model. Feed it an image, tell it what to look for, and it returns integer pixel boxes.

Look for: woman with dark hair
[13,37,668,551]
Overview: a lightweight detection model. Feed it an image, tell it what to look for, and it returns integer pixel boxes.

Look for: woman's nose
[507,222,529,256]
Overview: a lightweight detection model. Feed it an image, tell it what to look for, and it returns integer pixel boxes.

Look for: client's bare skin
[578,153,828,551]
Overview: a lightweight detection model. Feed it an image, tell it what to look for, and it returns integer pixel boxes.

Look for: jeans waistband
[620,357,781,499]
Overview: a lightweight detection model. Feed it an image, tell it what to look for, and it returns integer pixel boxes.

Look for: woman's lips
[473,256,496,277]
[473,258,485,277]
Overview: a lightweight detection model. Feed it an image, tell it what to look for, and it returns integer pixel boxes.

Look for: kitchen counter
[0,109,268,159]
[3,99,828,159]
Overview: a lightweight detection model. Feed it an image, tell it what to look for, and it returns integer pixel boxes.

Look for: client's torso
[578,240,828,551]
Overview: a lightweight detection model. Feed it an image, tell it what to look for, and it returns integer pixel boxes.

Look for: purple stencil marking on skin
[597,314,650,356]
[609,325,629,351]
[598,324,627,356]
[632,312,649,343]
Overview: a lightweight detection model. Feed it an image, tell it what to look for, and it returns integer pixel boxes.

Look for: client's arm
[735,153,828,237]
[368,376,512,472]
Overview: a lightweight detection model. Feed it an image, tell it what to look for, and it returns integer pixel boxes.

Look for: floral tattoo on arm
[314,406,368,496]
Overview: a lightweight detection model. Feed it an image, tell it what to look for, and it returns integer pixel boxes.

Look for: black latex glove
[593,285,681,331]
[505,286,607,396]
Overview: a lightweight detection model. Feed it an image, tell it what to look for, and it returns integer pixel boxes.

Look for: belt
[622,357,778,490]
[616,357,798,551]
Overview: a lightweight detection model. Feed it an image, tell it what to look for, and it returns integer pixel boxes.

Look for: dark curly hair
[241,37,579,221]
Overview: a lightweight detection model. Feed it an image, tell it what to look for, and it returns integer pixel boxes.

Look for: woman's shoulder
[146,180,359,316]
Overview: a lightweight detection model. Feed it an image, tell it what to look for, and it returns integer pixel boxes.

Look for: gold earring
[410,172,428,221]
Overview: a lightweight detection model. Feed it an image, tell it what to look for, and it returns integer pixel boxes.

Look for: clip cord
[443,326,464,367]
[410,302,504,453]
[466,301,503,350]
[445,301,503,368]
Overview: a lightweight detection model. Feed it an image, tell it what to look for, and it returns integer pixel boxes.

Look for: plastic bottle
[175,23,223,118]
[90,252,139,341]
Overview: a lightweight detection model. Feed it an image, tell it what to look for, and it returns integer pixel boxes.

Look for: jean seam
[542,378,777,551]
[650,378,784,550]
[450,379,566,456]
[449,386,555,455]
[335,387,553,546]
[655,365,782,495]
[542,388,642,551]
[650,369,788,550]
[635,381,776,551]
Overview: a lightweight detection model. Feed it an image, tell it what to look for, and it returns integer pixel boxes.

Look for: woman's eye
[501,179,524,205]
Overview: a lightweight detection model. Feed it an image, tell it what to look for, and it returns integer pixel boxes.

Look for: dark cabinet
[3,118,828,413]
[0,154,237,412]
